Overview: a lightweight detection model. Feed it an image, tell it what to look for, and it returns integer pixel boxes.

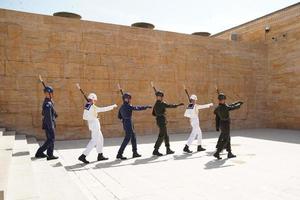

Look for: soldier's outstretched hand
[147,105,152,109]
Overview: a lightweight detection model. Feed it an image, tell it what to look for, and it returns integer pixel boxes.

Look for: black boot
[47,155,59,160]
[133,152,142,158]
[183,145,192,153]
[78,154,89,164]
[116,154,127,160]
[213,152,222,160]
[97,153,109,161]
[197,145,206,152]
[152,149,163,156]
[227,152,236,159]
[35,152,47,159]
[166,147,175,155]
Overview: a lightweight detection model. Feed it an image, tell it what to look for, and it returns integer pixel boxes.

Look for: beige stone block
[0,60,5,75]
[85,53,101,66]
[6,47,31,62]
[84,65,109,80]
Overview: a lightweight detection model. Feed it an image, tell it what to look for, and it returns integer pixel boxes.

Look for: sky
[0,0,299,34]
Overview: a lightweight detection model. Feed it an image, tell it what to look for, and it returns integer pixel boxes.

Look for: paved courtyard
[44,129,300,200]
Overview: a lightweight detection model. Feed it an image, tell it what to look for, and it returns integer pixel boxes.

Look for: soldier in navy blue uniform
[35,86,59,160]
[116,93,152,160]
[213,93,243,160]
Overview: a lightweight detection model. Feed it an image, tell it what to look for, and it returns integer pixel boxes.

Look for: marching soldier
[35,86,59,160]
[78,93,117,164]
[116,93,152,160]
[213,93,243,159]
[152,91,184,156]
[183,94,213,153]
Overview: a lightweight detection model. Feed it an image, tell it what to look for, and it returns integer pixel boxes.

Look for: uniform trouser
[186,118,202,146]
[154,122,170,150]
[83,120,104,156]
[216,121,231,153]
[117,120,137,155]
[36,128,55,156]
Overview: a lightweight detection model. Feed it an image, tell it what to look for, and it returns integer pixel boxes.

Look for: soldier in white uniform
[183,94,213,153]
[78,93,117,164]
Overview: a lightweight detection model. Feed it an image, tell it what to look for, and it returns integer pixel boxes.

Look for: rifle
[117,83,124,96]
[39,74,47,89]
[215,83,243,101]
[76,83,89,102]
[39,74,52,100]
[215,84,220,95]
[150,81,157,94]
[183,84,191,103]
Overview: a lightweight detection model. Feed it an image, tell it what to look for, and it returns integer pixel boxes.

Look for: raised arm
[228,101,243,111]
[196,103,213,110]
[164,102,184,108]
[131,105,152,111]
[95,104,117,113]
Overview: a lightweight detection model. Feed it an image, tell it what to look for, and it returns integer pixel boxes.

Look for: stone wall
[214,3,300,129]
[0,9,268,139]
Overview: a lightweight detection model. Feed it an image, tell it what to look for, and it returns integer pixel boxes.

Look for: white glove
[209,103,214,107]
[113,104,118,108]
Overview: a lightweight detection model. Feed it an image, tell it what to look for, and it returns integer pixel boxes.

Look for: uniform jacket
[152,100,181,125]
[118,102,149,122]
[42,98,57,130]
[214,102,243,130]
[83,102,116,122]
[184,103,213,119]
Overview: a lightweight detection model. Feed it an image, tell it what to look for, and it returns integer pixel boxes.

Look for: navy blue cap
[44,86,54,93]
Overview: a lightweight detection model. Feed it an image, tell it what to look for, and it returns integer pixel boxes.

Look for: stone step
[7,134,39,200]
[56,149,117,200]
[0,131,15,200]
[0,128,5,136]
[26,137,88,200]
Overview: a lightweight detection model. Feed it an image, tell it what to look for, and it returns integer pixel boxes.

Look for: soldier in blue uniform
[35,86,59,160]
[213,93,243,160]
[116,93,152,160]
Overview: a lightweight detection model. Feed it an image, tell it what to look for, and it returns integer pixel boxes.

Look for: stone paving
[51,129,300,200]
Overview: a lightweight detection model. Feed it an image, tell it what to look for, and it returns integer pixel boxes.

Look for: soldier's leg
[117,129,132,156]
[214,123,229,159]
[224,123,235,158]
[196,126,206,151]
[46,128,55,157]
[154,125,166,150]
[163,126,170,148]
[186,124,197,147]
[36,128,53,156]
[95,129,104,154]
[95,129,109,161]
[216,133,223,148]
[216,131,226,151]
[82,129,97,156]
[131,131,141,157]
[163,126,174,154]
[130,131,137,153]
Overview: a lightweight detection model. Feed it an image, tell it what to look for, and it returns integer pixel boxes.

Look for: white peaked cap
[88,93,97,101]
[190,94,197,100]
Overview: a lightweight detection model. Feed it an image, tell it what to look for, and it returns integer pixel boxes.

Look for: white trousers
[83,120,104,156]
[186,118,202,146]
